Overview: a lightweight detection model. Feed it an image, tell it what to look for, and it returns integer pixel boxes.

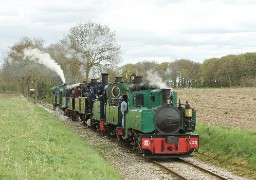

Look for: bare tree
[67,22,122,81]
[1,38,61,98]
[47,42,83,83]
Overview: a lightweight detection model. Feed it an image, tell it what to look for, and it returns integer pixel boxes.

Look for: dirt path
[176,88,256,131]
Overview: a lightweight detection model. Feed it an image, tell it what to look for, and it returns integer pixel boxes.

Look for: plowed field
[176,88,256,132]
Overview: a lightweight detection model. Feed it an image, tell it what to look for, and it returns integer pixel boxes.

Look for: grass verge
[0,94,121,179]
[195,123,256,179]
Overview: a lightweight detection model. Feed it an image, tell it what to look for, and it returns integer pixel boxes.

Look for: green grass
[0,94,121,179]
[195,123,256,178]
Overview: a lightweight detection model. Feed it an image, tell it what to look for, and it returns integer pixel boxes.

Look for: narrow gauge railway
[38,101,231,180]
[150,160,187,179]
[38,101,53,110]
[151,159,228,180]
[51,73,199,158]
[179,158,227,179]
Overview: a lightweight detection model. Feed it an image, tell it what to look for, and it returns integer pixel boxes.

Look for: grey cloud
[2,0,256,67]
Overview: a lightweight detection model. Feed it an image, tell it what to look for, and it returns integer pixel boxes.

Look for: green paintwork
[141,110,156,132]
[125,90,162,134]
[107,83,129,104]
[104,81,195,138]
[128,90,163,110]
[149,89,162,108]
[126,109,142,130]
[75,98,80,112]
[192,109,196,125]
[57,95,60,105]
[57,84,68,107]
[80,97,86,114]
[61,97,66,108]
[126,108,155,133]
[68,97,72,110]
[105,104,119,124]
[172,91,177,107]
[93,100,101,120]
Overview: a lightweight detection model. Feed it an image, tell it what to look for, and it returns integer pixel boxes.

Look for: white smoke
[7,57,13,64]
[66,83,80,90]
[89,66,99,79]
[146,70,171,89]
[23,48,66,83]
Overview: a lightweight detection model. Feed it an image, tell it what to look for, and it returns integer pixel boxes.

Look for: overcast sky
[1,0,256,66]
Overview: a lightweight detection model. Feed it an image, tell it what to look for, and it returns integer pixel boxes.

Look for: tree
[1,38,62,99]
[47,42,83,83]
[155,62,170,82]
[67,22,122,82]
[168,60,201,88]
[135,61,158,83]
[200,58,220,87]
[121,64,137,82]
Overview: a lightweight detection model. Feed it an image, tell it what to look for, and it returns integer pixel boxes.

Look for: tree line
[1,22,256,99]
[128,53,256,88]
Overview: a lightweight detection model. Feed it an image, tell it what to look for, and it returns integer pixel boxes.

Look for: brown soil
[175,88,256,132]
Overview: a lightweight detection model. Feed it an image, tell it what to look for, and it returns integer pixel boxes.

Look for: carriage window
[133,94,144,107]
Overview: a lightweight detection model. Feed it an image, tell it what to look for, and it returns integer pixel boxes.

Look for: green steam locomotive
[52,73,199,158]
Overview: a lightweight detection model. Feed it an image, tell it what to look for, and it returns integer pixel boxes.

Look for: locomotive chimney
[133,76,142,84]
[90,78,97,86]
[101,73,109,87]
[162,89,172,106]
[115,77,123,83]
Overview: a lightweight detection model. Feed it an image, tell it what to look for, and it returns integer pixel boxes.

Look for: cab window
[133,94,144,107]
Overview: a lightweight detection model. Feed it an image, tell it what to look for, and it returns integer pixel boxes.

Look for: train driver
[120,96,127,129]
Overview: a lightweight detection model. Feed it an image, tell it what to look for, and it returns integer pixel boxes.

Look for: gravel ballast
[41,106,248,180]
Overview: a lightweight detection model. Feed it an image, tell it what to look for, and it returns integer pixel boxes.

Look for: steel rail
[152,160,187,180]
[179,158,227,180]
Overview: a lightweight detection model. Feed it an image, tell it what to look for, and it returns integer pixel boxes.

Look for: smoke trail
[23,48,66,83]
[146,70,171,89]
[66,83,80,90]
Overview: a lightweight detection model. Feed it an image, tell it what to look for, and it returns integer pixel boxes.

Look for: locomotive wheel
[80,114,85,123]
[100,125,108,136]
[105,125,113,137]
[142,150,152,156]
[117,136,130,146]
[131,137,139,151]
[71,111,76,121]
[91,124,96,131]
[105,124,117,137]
[91,120,99,131]
[101,130,106,136]
[117,134,122,142]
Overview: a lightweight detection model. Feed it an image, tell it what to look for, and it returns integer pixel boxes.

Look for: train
[52,73,199,158]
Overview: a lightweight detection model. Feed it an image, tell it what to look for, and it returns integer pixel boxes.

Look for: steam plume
[146,70,170,89]
[23,48,66,83]
[66,83,80,89]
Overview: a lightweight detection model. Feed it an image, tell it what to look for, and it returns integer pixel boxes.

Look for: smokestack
[115,77,123,83]
[101,73,109,87]
[133,76,142,84]
[90,79,97,86]
[162,89,171,105]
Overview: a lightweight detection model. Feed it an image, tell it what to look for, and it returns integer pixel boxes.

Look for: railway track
[38,101,53,110]
[151,158,227,180]
[179,158,227,179]
[152,160,187,179]
[37,101,232,180]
